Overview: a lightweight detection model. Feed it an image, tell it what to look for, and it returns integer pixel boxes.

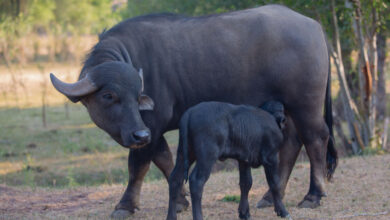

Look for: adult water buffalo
[50,4,337,218]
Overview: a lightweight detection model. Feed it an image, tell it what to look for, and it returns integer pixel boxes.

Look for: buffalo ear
[277,115,287,130]
[139,94,154,111]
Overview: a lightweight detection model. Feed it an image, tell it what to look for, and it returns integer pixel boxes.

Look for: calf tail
[325,54,338,181]
[179,113,190,183]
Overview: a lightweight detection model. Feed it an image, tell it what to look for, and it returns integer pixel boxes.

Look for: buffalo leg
[291,109,329,208]
[166,146,194,220]
[111,147,152,218]
[263,153,290,218]
[258,117,303,208]
[153,137,189,212]
[238,161,252,220]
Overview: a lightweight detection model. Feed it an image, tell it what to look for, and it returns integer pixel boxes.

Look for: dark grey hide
[260,100,286,129]
[167,101,289,220]
[50,4,337,217]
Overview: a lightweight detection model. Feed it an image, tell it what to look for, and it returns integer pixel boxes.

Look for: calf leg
[263,153,290,218]
[258,118,303,208]
[189,159,216,220]
[238,161,252,220]
[153,137,189,212]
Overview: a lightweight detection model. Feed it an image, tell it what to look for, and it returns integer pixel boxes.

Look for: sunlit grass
[0,103,178,187]
[0,65,180,187]
[0,60,182,186]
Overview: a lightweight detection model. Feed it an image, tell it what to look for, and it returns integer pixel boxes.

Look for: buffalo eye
[102,93,113,100]
[101,92,119,104]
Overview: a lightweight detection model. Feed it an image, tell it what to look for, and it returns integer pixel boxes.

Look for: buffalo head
[260,101,286,130]
[50,61,154,149]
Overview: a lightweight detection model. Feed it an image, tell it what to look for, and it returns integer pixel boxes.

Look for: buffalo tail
[325,55,338,181]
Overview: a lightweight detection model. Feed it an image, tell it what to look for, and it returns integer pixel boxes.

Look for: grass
[0,61,181,188]
[220,195,240,203]
[0,103,179,187]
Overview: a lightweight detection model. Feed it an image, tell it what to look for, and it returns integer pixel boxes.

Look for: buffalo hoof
[239,211,251,220]
[279,214,292,219]
[297,195,321,209]
[256,197,273,209]
[176,196,190,213]
[111,209,133,219]
[176,202,188,213]
[276,207,290,219]
[111,202,139,219]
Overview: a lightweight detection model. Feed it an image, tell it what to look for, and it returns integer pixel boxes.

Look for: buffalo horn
[50,73,98,97]
[138,68,144,92]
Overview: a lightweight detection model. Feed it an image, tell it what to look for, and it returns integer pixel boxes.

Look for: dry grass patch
[1,154,390,219]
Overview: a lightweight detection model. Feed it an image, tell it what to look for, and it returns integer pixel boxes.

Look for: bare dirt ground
[1,154,390,220]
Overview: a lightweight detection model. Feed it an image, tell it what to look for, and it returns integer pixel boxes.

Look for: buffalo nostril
[133,130,150,143]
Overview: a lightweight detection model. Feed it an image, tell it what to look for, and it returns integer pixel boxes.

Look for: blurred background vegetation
[0,0,389,188]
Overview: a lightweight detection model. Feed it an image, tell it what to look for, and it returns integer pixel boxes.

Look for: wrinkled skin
[50,5,337,218]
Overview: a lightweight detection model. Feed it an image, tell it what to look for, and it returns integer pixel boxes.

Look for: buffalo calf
[167,101,289,220]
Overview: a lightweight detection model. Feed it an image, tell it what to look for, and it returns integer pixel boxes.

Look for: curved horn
[50,73,98,98]
[138,68,144,92]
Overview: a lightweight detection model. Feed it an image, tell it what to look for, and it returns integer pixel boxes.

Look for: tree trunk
[350,0,377,145]
[382,118,389,150]
[376,32,387,119]
[330,0,364,154]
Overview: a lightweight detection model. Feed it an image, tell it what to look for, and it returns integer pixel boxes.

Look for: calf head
[260,101,286,129]
[50,61,154,149]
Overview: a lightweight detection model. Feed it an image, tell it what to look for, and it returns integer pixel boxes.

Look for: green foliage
[66,167,79,187]
[1,0,389,40]
[0,0,388,64]
[53,0,120,35]
[220,194,240,203]
[0,0,122,38]
[362,144,386,155]
[28,0,56,28]
[361,147,385,155]
[0,0,125,63]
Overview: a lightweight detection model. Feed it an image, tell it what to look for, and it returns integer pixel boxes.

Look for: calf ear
[278,115,287,130]
[139,94,154,111]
